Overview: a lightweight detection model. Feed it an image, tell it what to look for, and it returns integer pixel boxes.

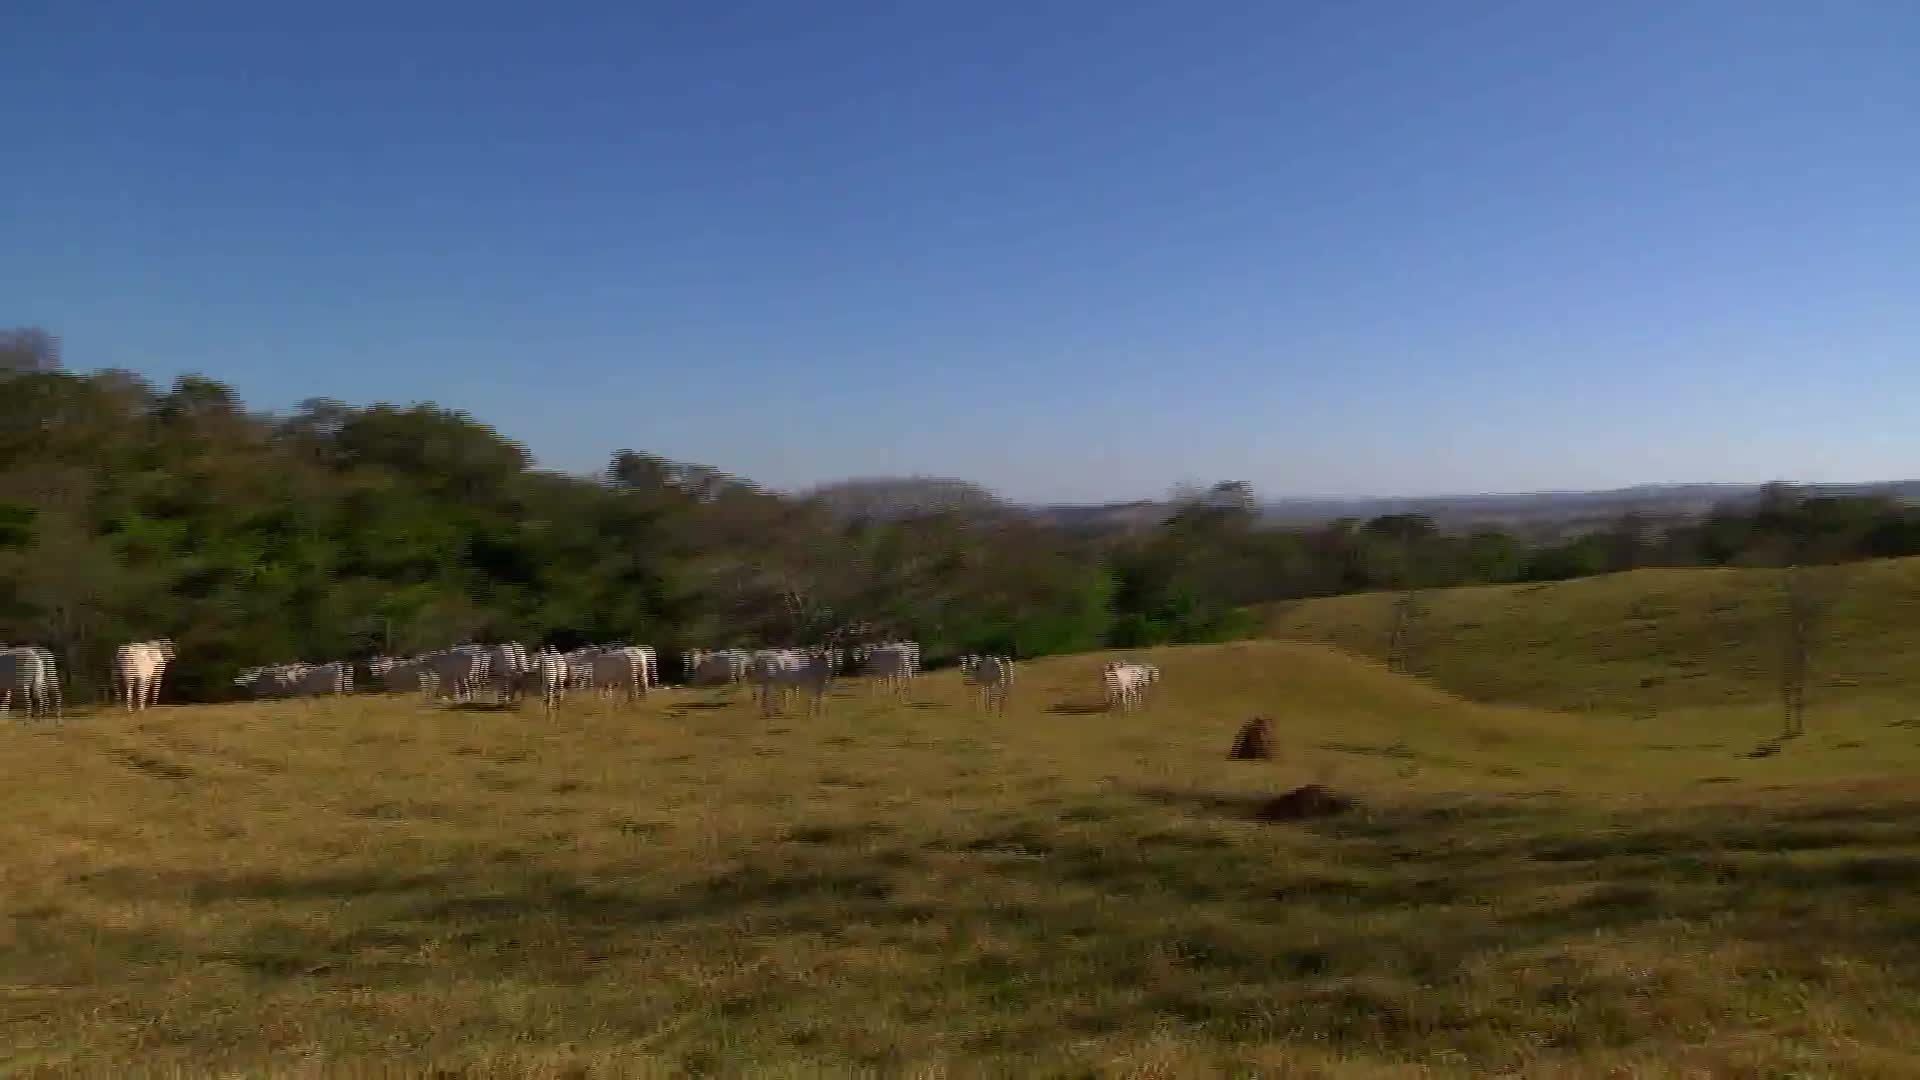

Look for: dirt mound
[1257,784,1355,821]
[1229,716,1274,760]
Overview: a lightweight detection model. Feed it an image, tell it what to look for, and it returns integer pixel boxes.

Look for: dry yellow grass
[3,640,1919,1075]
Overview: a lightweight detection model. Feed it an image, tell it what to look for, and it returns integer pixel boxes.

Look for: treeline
[2,339,1916,702]
[1526,484,1920,577]
[1125,480,1920,604]
[0,366,1118,701]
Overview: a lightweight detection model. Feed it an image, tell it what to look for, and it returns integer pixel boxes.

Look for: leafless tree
[1387,591,1424,675]
[0,327,61,372]
[1779,565,1833,740]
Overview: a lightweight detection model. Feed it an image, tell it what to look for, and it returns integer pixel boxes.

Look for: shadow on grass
[149,731,290,774]
[1133,785,1276,821]
[1048,700,1110,716]
[59,728,197,782]
[1129,782,1920,936]
[62,858,923,991]
[55,785,1920,1019]
[74,867,459,902]
[443,701,516,714]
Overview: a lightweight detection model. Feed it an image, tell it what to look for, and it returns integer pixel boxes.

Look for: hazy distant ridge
[1036,480,1920,537]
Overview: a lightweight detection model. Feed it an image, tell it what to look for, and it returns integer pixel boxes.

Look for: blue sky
[4,2,1916,503]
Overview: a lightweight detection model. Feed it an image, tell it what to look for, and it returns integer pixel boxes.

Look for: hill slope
[1264,557,1920,716]
[4,641,1920,1073]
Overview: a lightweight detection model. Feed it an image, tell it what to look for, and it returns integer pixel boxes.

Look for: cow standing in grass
[487,642,532,702]
[1103,661,1157,712]
[0,647,61,719]
[686,648,751,687]
[368,655,433,695]
[291,661,352,696]
[753,649,833,717]
[531,648,569,715]
[562,648,598,695]
[590,646,652,704]
[113,640,175,711]
[422,647,490,703]
[864,641,920,697]
[965,655,1014,713]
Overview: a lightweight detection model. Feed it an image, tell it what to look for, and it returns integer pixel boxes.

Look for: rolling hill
[1263,555,1920,719]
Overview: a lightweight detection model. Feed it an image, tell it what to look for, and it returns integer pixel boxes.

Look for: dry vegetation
[4,640,1920,1075]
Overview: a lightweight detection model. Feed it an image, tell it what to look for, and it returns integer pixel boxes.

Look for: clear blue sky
[4,2,1916,503]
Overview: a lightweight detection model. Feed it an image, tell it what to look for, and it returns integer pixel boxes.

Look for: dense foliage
[3,342,1917,702]
[0,365,1119,700]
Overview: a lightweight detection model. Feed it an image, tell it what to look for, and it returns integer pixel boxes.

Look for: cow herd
[0,637,1170,719]
[234,660,352,699]
[340,642,657,714]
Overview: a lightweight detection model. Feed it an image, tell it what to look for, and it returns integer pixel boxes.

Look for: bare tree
[1387,591,1424,675]
[1779,565,1833,740]
[0,327,61,373]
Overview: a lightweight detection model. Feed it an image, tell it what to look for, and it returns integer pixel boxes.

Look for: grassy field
[4,640,1920,1075]
[1264,556,1920,718]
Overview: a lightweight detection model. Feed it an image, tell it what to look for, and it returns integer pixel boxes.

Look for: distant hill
[804,476,1011,521]
[803,476,1920,538]
[1029,500,1173,536]
[1035,480,1920,540]
[1265,481,1920,528]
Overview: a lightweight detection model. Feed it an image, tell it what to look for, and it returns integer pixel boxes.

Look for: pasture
[4,640,1920,1075]
[1265,556,1920,716]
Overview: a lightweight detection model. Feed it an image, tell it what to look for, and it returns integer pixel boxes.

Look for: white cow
[290,661,352,697]
[530,648,568,715]
[752,649,833,717]
[562,648,600,694]
[965,655,1014,713]
[422,647,490,703]
[486,642,531,701]
[686,648,751,687]
[1102,661,1158,712]
[590,643,657,691]
[0,647,61,719]
[633,645,659,691]
[864,642,920,696]
[589,646,652,704]
[113,640,175,711]
[368,655,432,695]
